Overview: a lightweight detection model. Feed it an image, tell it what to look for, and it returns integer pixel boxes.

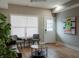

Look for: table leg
[46,47,48,57]
[24,40,26,47]
[20,43,22,49]
[16,43,19,49]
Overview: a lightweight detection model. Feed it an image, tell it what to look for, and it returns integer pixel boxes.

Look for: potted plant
[0,13,16,58]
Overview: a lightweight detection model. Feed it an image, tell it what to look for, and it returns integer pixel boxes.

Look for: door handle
[45,29,47,31]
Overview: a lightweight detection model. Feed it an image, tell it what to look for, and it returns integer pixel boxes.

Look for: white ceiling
[0,0,71,9]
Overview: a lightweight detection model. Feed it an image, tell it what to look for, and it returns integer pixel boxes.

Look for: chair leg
[24,41,26,48]
[20,43,22,49]
[17,53,22,58]
[16,43,19,49]
[46,47,48,57]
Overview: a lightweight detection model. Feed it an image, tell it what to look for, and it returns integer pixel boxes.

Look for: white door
[44,16,56,43]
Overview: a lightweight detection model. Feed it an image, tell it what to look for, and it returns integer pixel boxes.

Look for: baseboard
[64,43,79,52]
[57,42,79,52]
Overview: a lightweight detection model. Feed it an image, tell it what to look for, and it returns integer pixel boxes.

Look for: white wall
[57,6,79,48]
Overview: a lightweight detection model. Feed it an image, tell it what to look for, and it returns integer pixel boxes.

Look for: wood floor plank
[19,44,79,58]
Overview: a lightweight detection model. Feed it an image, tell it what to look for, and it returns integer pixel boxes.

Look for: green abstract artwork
[64,16,77,34]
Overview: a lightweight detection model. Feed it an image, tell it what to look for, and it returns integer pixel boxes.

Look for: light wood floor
[19,44,79,58]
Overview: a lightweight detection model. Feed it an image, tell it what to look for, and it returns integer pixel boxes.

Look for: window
[11,27,25,38]
[11,15,38,38]
[47,19,53,31]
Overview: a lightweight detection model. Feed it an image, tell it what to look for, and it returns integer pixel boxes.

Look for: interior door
[44,16,56,43]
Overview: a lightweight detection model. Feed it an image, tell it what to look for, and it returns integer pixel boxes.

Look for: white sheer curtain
[11,15,38,38]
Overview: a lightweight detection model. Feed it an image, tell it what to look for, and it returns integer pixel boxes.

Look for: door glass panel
[47,20,53,31]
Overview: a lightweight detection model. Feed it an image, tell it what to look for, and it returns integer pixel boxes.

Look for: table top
[31,44,47,49]
[31,45,38,49]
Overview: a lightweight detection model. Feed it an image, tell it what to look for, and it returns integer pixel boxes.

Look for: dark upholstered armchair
[32,34,40,45]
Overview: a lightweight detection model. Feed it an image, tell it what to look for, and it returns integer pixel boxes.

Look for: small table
[31,44,48,58]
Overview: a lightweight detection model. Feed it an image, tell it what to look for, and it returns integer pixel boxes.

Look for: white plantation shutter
[11,15,26,27]
[11,28,25,38]
[26,16,38,37]
[11,15,38,38]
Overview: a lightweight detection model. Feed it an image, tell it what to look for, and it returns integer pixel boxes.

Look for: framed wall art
[64,16,77,35]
